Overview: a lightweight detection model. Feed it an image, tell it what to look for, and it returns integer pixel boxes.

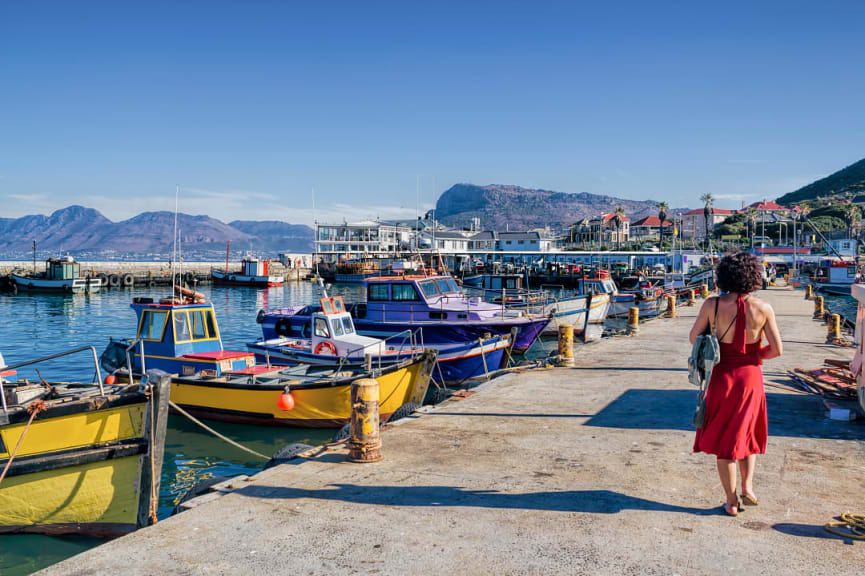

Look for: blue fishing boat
[248,296,512,385]
[258,273,549,354]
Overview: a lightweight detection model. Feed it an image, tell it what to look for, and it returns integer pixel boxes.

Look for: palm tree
[656,201,669,250]
[845,203,860,240]
[613,206,626,250]
[700,193,714,251]
[745,208,758,248]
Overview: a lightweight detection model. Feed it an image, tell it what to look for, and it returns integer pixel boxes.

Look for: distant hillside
[777,158,865,205]
[0,206,314,256]
[435,184,686,230]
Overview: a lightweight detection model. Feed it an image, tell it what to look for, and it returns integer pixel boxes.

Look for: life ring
[275,318,292,336]
[314,341,338,356]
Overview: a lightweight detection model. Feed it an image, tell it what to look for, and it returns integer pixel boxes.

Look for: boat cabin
[576,270,619,296]
[242,258,269,277]
[814,260,859,286]
[128,297,255,376]
[45,257,81,280]
[309,296,388,356]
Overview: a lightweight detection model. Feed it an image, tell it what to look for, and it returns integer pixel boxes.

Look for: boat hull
[0,380,169,537]
[211,269,283,287]
[540,292,611,335]
[608,293,668,319]
[10,274,101,293]
[248,337,510,385]
[169,355,433,428]
[813,283,854,296]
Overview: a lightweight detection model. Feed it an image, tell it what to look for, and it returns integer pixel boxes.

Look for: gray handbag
[689,299,720,428]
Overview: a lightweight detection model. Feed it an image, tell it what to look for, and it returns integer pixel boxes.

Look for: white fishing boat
[11,256,101,293]
[811,260,860,295]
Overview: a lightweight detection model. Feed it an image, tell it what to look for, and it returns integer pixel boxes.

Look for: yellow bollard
[701,284,709,298]
[666,294,677,317]
[813,295,824,318]
[828,313,841,341]
[348,378,383,463]
[687,289,696,307]
[628,306,639,333]
[805,284,813,300]
[557,324,574,366]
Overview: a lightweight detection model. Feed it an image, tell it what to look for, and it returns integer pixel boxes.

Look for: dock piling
[348,378,383,463]
[700,284,709,298]
[828,313,841,341]
[666,294,677,317]
[805,284,813,300]
[628,307,639,333]
[814,295,824,318]
[557,325,574,366]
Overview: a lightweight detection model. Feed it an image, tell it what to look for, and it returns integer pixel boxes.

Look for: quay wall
[0,261,313,281]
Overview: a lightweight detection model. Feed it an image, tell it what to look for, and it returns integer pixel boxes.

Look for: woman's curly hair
[716,251,763,294]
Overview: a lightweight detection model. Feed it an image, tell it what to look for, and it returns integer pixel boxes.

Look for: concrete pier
[40,287,865,575]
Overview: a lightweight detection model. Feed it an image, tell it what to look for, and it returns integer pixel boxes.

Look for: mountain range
[0,206,314,257]
[434,184,686,230]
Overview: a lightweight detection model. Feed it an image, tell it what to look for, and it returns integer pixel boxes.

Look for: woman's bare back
[711,293,768,345]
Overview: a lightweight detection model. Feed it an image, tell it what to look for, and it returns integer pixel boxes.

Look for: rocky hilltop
[776,157,865,205]
[435,184,683,230]
[0,206,314,256]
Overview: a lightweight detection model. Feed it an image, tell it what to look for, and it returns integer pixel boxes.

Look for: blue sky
[1,1,863,224]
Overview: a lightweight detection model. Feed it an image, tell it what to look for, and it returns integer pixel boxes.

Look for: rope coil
[825,513,865,540]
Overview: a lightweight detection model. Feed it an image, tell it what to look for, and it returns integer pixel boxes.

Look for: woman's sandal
[723,501,739,517]
[740,493,759,506]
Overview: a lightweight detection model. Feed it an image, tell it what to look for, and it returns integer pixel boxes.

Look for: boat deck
[39,286,865,575]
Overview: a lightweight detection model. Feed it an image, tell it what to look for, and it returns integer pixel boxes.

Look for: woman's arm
[759,303,783,360]
[689,297,715,344]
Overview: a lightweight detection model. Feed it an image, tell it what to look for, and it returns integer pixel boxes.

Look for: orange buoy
[104,374,116,385]
[277,392,295,411]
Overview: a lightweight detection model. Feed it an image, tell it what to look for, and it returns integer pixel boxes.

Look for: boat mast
[172,185,179,293]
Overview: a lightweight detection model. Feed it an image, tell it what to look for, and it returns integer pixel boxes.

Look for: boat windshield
[435,278,459,294]
[341,317,354,333]
[331,318,344,336]
[419,280,439,298]
[314,317,330,338]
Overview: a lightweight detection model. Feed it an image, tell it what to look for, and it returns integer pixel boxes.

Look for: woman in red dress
[689,251,783,516]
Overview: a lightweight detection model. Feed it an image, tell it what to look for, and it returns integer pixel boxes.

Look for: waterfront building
[589,213,630,245]
[315,220,413,262]
[680,208,735,240]
[630,216,673,241]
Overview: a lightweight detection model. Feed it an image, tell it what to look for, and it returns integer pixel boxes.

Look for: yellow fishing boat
[169,351,437,427]
[0,347,170,537]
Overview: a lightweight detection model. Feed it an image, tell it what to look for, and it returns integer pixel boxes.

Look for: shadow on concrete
[584,389,865,440]
[570,367,688,372]
[773,523,855,544]
[236,484,717,516]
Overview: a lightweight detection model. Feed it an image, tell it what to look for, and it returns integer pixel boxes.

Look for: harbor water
[0,282,368,575]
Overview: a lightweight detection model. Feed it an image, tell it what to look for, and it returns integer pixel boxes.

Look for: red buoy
[104,374,116,386]
[277,392,295,411]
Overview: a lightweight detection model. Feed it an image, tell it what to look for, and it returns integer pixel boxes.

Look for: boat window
[435,279,454,294]
[419,281,439,297]
[190,310,208,340]
[342,317,354,333]
[205,310,218,339]
[331,318,344,336]
[446,279,459,292]
[429,311,447,320]
[491,278,502,290]
[173,311,191,342]
[314,317,330,338]
[368,284,389,301]
[392,283,421,301]
[139,310,168,340]
[505,278,516,289]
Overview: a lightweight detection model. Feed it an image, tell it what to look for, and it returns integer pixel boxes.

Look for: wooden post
[137,370,171,528]
[687,289,696,306]
[348,378,383,463]
[628,306,639,333]
[557,324,574,366]
[666,294,677,317]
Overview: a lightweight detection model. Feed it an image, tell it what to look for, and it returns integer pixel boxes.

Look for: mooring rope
[169,400,270,460]
[825,512,865,540]
[0,400,47,487]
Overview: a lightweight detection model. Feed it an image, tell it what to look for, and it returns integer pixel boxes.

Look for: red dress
[693,295,768,460]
